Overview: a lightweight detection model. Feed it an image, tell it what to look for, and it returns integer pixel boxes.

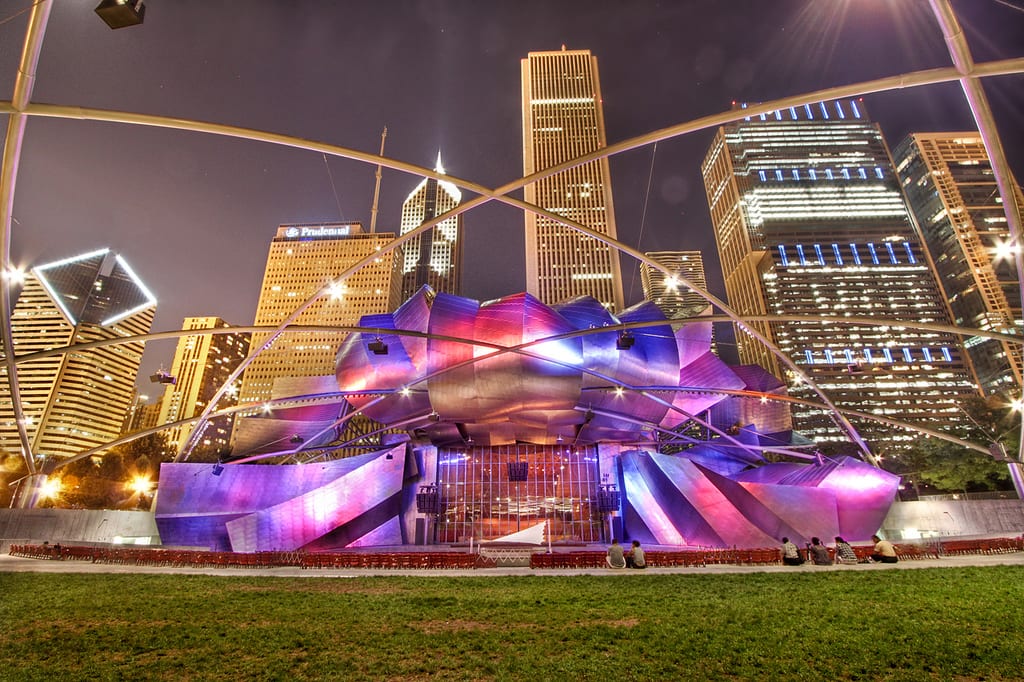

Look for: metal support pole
[928,0,1024,498]
[0,1,52,481]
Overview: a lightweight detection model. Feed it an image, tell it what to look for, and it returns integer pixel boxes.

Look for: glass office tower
[894,132,1022,398]
[702,100,976,451]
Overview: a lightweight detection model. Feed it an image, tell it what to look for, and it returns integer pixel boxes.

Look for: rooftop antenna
[369,126,387,233]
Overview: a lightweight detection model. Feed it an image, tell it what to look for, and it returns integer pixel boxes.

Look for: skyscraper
[399,154,463,300]
[894,132,1022,397]
[521,47,624,311]
[701,100,976,451]
[0,248,156,459]
[640,251,710,320]
[236,223,402,410]
[121,392,162,436]
[157,317,250,458]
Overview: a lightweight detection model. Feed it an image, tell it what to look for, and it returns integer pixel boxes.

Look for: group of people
[606,539,645,569]
[605,534,898,569]
[781,534,898,566]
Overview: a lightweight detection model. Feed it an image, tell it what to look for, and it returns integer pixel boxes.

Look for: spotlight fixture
[989,442,1010,462]
[95,0,146,29]
[615,332,635,350]
[368,338,388,355]
[289,434,304,444]
[149,370,176,385]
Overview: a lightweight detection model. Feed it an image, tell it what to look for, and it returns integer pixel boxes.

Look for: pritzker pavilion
[2,2,1023,552]
[155,288,898,551]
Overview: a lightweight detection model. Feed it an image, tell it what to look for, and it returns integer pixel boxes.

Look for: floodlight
[95,0,146,29]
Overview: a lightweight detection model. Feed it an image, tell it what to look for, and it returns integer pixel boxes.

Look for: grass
[2,568,1023,681]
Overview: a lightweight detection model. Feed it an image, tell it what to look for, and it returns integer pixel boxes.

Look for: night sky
[1,0,1022,390]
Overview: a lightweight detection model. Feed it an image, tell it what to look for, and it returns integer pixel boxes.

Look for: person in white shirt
[870,534,898,563]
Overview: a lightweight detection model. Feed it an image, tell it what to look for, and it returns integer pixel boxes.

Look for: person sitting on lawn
[606,539,626,568]
[808,537,832,565]
[781,537,803,566]
[870,534,898,563]
[626,540,646,569]
[833,536,858,564]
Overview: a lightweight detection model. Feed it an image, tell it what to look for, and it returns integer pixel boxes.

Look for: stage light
[616,332,634,350]
[368,338,388,355]
[289,434,304,444]
[95,0,146,29]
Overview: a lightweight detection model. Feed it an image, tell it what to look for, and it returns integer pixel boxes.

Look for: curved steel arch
[11,312,1023,372]
[1,2,1021,479]
[46,318,993,470]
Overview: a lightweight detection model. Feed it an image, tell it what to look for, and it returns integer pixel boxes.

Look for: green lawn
[2,568,1022,681]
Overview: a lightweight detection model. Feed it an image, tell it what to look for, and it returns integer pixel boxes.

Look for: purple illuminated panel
[226,445,406,551]
[619,451,898,547]
[155,445,406,551]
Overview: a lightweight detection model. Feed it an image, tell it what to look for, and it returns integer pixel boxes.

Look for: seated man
[870,534,898,564]
[606,539,626,568]
[626,540,646,569]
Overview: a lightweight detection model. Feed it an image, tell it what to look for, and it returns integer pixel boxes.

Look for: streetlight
[127,475,153,497]
[38,476,61,502]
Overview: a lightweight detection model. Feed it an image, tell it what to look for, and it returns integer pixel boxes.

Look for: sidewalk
[3,550,1022,579]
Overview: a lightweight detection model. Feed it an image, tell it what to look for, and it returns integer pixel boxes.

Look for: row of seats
[528,550,710,568]
[6,544,301,568]
[940,537,1023,555]
[298,552,477,569]
[9,537,1023,570]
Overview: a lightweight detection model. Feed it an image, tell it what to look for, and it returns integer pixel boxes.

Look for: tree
[887,396,1017,494]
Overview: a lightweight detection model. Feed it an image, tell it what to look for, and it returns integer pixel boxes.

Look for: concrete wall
[881,499,1024,540]
[0,508,159,552]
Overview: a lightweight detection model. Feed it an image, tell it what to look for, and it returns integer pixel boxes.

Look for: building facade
[157,317,250,459]
[235,222,402,414]
[894,132,1023,397]
[399,154,463,301]
[640,251,710,320]
[521,47,624,311]
[121,392,162,435]
[701,100,976,451]
[0,249,156,460]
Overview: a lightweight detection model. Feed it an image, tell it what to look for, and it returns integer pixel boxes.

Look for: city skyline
[1,1,1022,388]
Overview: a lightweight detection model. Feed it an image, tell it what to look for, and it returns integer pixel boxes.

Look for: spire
[435,150,445,175]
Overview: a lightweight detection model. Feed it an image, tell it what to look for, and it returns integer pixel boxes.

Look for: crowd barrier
[8,536,1022,571]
